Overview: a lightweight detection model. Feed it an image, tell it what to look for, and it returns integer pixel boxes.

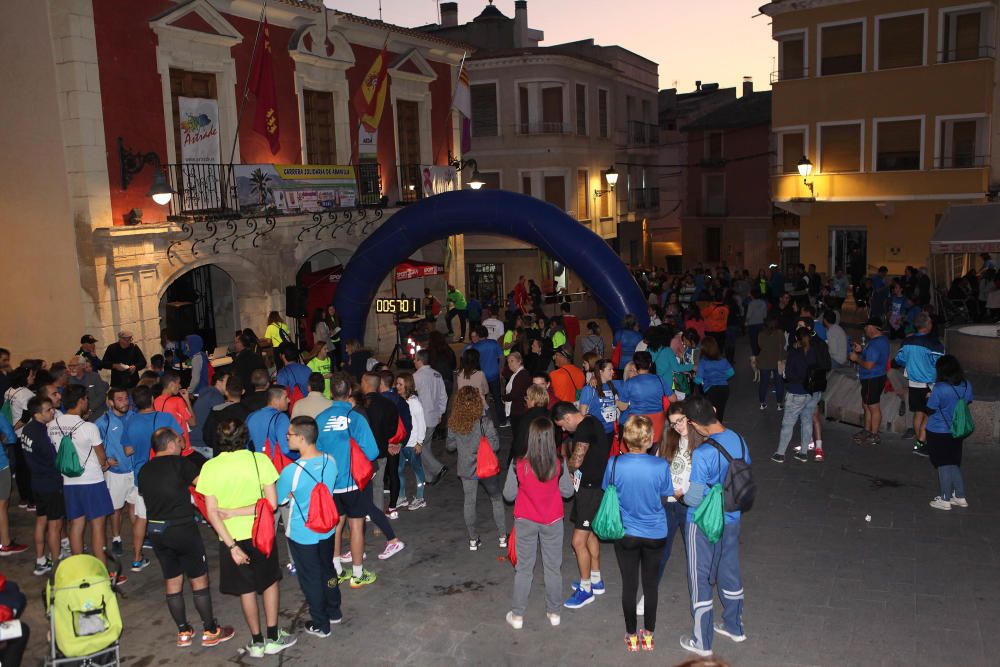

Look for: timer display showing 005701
[375,298,421,315]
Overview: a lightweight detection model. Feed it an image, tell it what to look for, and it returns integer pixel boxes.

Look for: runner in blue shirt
[245,387,295,459]
[578,360,621,436]
[276,344,312,399]
[849,318,890,446]
[95,387,136,561]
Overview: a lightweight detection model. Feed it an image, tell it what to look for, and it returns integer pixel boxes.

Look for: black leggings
[614,535,666,634]
[705,385,730,421]
[383,453,401,508]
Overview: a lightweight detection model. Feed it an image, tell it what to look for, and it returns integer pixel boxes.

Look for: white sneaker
[714,622,747,642]
[505,611,523,629]
[408,498,427,511]
[378,541,405,560]
[929,496,952,511]
[396,498,410,509]
[498,535,508,549]
[547,613,561,627]
[950,496,969,508]
[469,538,481,551]
[636,595,645,616]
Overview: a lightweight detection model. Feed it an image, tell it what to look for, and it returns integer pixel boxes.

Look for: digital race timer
[374,297,422,315]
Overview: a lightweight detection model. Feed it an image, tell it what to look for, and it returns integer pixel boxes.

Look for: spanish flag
[250,17,280,154]
[353,47,389,133]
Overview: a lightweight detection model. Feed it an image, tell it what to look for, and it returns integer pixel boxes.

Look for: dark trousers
[747,324,762,356]
[363,482,395,540]
[446,309,467,338]
[288,538,342,632]
[488,378,504,425]
[614,535,666,634]
[705,385,730,421]
[383,453,401,508]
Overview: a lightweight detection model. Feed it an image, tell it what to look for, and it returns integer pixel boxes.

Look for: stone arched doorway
[158,263,238,354]
[334,190,649,343]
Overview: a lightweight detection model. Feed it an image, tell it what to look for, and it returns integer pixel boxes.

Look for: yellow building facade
[762,0,995,276]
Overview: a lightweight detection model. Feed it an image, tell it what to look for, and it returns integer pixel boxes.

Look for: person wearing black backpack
[772,327,827,463]
[678,396,751,658]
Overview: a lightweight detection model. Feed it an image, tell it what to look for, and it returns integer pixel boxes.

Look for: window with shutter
[541,87,563,133]
[598,89,609,138]
[576,170,589,220]
[471,83,498,137]
[544,176,566,210]
[396,100,422,201]
[170,68,218,161]
[576,84,586,135]
[303,90,336,164]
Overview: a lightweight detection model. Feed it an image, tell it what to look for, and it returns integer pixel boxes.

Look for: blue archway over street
[334,189,649,344]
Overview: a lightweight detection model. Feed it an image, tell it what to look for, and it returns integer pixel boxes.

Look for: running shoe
[130,557,150,572]
[913,441,928,457]
[793,452,809,463]
[142,537,153,550]
[244,642,265,659]
[303,622,331,638]
[625,633,639,652]
[0,542,27,557]
[814,449,825,462]
[408,498,427,511]
[263,630,297,655]
[547,613,560,626]
[776,403,783,412]
[851,429,870,444]
[759,403,766,410]
[640,629,654,651]
[791,442,815,453]
[177,626,195,647]
[469,538,482,552]
[563,588,595,609]
[498,535,507,549]
[335,570,352,585]
[951,496,969,508]
[385,510,399,520]
[378,541,405,560]
[713,622,747,642]
[349,570,377,588]
[201,625,235,647]
[111,539,124,558]
[33,558,53,576]
[286,562,297,576]
[770,453,785,463]
[930,496,952,511]
[341,550,366,561]
[679,634,712,657]
[505,611,523,630]
[570,579,605,595]
[111,573,127,585]
[395,498,410,509]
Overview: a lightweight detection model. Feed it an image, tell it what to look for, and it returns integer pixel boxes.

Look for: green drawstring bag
[55,424,86,478]
[949,384,974,440]
[693,483,725,544]
[673,372,692,395]
[593,457,626,541]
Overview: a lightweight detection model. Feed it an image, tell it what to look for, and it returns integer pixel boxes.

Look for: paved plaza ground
[11,344,1000,666]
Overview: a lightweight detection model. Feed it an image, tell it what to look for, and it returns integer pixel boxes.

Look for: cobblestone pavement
[11,348,1000,666]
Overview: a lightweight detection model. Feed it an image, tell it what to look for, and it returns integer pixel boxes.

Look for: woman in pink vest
[502,417,574,629]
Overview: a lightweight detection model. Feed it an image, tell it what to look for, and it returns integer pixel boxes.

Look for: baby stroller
[45,555,122,666]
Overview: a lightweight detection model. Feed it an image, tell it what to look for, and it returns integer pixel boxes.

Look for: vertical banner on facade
[420,165,458,198]
[358,127,378,161]
[178,96,221,210]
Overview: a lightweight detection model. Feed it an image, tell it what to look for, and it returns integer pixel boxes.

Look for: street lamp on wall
[594,165,618,197]
[797,156,815,199]
[118,136,175,205]
[449,155,485,190]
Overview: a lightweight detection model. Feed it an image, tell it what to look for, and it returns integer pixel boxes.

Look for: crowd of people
[0,254,985,661]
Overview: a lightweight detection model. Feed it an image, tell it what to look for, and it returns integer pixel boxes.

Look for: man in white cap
[101,330,147,388]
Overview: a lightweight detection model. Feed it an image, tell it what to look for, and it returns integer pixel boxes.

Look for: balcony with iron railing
[627,120,659,146]
[397,163,424,204]
[627,187,660,211]
[517,121,573,135]
[161,161,382,220]
[770,67,809,84]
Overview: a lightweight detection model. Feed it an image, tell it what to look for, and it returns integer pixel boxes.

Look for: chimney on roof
[514,1,528,47]
[743,76,753,97]
[695,80,702,91]
[441,2,458,26]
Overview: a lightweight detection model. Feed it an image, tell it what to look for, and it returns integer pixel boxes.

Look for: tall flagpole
[229,0,269,166]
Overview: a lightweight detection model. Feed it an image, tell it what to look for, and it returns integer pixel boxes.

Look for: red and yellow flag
[353,47,389,132]
[250,17,280,154]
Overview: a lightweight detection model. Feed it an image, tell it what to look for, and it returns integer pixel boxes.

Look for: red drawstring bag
[476,421,500,478]
[608,422,626,459]
[288,385,305,413]
[350,438,375,490]
[388,416,407,445]
[263,413,292,473]
[610,340,623,369]
[291,456,340,533]
[252,497,276,557]
[507,524,517,567]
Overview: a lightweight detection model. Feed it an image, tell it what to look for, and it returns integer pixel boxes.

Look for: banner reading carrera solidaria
[234,164,358,214]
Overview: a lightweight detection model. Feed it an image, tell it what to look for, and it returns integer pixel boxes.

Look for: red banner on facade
[251,17,280,154]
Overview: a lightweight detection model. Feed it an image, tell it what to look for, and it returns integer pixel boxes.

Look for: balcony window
[701,174,726,216]
[576,169,589,220]
[877,12,925,69]
[777,32,807,80]
[705,131,724,161]
[542,87,563,133]
[820,21,864,75]
[941,8,992,62]
[779,131,806,174]
[303,89,336,165]
[598,89,609,138]
[819,122,862,173]
[522,175,532,197]
[396,99,422,202]
[471,83,498,137]
[599,170,612,218]
[544,175,566,210]
[875,118,922,172]
[576,84,587,135]
[518,83,566,134]
[937,116,988,168]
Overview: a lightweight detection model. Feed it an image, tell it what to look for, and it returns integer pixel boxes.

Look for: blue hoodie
[893,332,944,385]
[184,335,209,395]
[315,402,379,492]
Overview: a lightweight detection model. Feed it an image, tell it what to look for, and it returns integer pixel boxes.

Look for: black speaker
[285,285,308,319]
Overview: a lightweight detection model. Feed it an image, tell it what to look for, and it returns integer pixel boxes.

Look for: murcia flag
[251,17,280,154]
[353,47,389,132]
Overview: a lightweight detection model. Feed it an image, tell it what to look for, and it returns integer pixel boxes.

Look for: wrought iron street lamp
[594,165,618,197]
[118,136,175,205]
[797,156,815,198]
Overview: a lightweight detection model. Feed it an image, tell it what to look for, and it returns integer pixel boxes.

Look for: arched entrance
[334,190,649,343]
[159,264,238,354]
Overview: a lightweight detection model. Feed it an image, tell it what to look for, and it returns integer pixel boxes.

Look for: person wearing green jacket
[446,284,469,341]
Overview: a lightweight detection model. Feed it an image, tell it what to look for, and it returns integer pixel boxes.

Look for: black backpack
[805,337,831,394]
[707,435,755,513]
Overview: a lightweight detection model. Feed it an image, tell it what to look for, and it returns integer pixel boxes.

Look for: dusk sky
[326,0,776,94]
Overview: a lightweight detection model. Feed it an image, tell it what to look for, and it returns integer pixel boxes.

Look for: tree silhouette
[249,168,272,205]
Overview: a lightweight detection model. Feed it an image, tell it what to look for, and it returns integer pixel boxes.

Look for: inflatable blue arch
[334,189,649,343]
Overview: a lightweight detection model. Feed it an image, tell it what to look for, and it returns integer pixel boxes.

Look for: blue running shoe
[571,579,606,595]
[563,587,595,609]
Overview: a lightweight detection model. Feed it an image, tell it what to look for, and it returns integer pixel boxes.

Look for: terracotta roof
[334,11,474,50]
[682,91,772,131]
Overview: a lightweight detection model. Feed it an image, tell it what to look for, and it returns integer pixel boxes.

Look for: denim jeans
[288,537,342,632]
[399,447,425,500]
[656,501,688,584]
[758,368,785,404]
[776,391,821,455]
[686,519,744,652]
[937,465,965,500]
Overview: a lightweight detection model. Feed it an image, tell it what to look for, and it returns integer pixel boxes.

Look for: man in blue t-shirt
[95,387,136,562]
[678,396,749,657]
[466,326,504,425]
[246,386,294,459]
[849,318,890,447]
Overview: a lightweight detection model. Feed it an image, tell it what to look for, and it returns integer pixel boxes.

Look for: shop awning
[395,259,445,281]
[931,202,1000,254]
